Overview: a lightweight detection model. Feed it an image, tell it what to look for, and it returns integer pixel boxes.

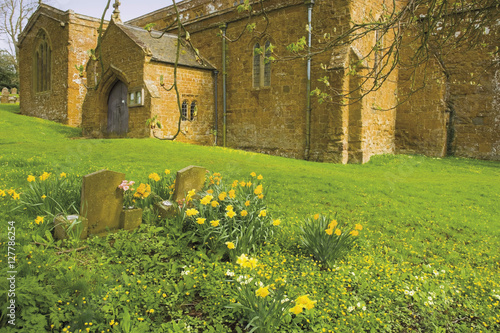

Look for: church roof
[116,23,215,70]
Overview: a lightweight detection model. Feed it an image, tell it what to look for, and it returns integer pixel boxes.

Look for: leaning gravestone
[156,165,207,218]
[80,169,125,236]
[1,87,8,104]
[172,165,208,202]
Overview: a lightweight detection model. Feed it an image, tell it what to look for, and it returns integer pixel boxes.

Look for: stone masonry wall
[132,0,374,162]
[19,6,102,126]
[81,21,148,138]
[396,19,500,161]
[145,62,215,145]
[19,8,70,124]
[66,15,104,127]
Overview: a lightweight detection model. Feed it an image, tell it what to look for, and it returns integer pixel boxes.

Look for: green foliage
[19,172,81,217]
[181,172,277,259]
[146,114,162,130]
[0,105,499,332]
[286,36,307,53]
[0,50,17,89]
[146,170,174,201]
[299,214,361,269]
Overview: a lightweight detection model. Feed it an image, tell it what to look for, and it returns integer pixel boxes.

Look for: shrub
[181,172,278,259]
[299,214,362,269]
[19,172,80,217]
[226,253,316,332]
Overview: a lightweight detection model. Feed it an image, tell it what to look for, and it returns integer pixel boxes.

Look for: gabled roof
[18,4,106,46]
[116,23,215,70]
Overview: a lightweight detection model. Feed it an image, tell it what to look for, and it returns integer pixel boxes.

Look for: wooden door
[107,81,129,135]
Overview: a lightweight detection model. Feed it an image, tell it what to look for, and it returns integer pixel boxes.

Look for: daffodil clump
[182,172,279,258]
[226,253,317,332]
[300,213,362,269]
[21,171,81,217]
[147,169,175,201]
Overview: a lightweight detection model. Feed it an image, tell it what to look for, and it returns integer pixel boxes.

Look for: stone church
[18,0,499,163]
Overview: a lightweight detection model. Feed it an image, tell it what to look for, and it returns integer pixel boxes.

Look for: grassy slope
[1,105,499,330]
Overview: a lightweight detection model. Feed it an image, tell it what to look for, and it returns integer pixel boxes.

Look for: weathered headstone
[1,87,9,104]
[172,165,208,202]
[80,169,125,236]
[8,96,16,104]
[11,87,17,95]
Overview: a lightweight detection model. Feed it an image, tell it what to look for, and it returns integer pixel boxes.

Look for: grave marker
[172,165,207,202]
[80,169,125,236]
[1,87,9,104]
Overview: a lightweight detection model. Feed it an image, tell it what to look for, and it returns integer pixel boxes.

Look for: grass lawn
[0,104,499,332]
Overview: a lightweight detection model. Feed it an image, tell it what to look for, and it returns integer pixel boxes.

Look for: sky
[50,0,174,22]
[0,0,175,51]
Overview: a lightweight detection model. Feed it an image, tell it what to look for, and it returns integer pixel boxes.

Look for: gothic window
[253,43,261,88]
[190,101,197,121]
[253,41,272,89]
[33,30,51,93]
[263,40,271,87]
[181,100,188,121]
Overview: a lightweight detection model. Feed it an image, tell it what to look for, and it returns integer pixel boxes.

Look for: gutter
[213,70,219,146]
[305,0,315,160]
[220,23,227,147]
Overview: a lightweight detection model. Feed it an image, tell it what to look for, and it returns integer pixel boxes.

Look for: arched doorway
[107,80,129,135]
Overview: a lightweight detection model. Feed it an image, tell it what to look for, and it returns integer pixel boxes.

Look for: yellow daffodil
[236,254,249,266]
[211,220,220,227]
[350,230,359,236]
[257,174,263,180]
[148,173,161,182]
[200,195,213,205]
[258,210,266,217]
[229,189,236,199]
[196,218,206,225]
[247,257,258,269]
[272,219,281,226]
[218,192,227,201]
[60,172,67,178]
[328,220,338,229]
[164,169,171,175]
[40,172,51,181]
[35,216,44,225]
[226,210,236,218]
[211,201,219,207]
[241,210,248,217]
[255,286,270,298]
[250,172,257,177]
[244,200,250,207]
[355,223,363,230]
[325,228,333,235]
[254,185,263,195]
[313,213,320,220]
[225,241,235,249]
[186,208,199,217]
[335,229,341,236]
[27,175,36,182]
[290,304,303,315]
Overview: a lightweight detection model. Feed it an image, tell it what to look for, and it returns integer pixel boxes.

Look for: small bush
[180,172,278,259]
[299,214,362,269]
[19,172,80,217]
